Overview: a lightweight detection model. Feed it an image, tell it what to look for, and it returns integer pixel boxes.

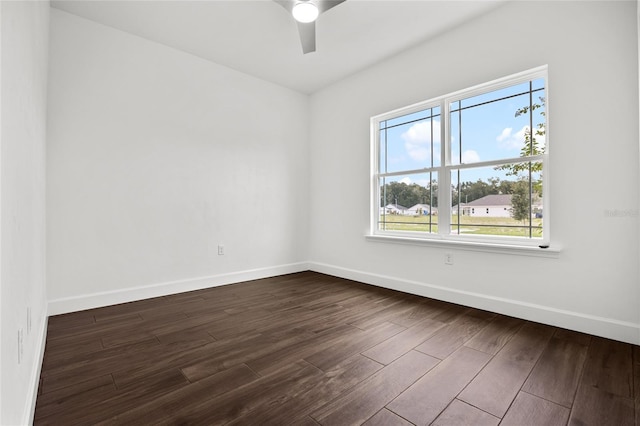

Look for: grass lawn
[379,214,543,238]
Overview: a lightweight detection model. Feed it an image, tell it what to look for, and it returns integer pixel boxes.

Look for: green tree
[494,97,545,215]
[381,181,432,209]
[496,96,546,177]
[510,179,530,223]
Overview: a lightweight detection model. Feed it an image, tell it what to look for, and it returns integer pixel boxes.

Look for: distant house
[464,194,513,218]
[460,194,542,218]
[381,203,409,215]
[408,204,437,216]
[451,203,466,215]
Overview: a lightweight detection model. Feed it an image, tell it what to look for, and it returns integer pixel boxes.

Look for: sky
[379,79,546,188]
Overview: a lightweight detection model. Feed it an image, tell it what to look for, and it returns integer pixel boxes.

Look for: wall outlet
[217,245,225,255]
[445,253,454,265]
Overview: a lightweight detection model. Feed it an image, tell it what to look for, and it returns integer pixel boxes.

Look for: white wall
[1,1,49,424]
[47,9,309,312]
[308,1,640,344]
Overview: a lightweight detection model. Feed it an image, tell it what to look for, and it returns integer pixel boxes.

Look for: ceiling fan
[273,0,347,54]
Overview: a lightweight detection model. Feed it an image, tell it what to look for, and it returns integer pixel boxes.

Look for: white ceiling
[51,0,506,94]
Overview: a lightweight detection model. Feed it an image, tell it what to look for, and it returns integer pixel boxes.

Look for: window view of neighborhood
[374,69,546,241]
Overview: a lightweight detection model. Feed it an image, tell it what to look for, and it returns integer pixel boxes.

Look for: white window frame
[369,66,555,255]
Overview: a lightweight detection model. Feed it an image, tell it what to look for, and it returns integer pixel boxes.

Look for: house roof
[408,204,433,210]
[465,194,512,207]
[385,203,407,210]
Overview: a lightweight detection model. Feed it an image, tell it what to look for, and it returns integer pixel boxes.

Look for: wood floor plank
[362,318,446,365]
[386,298,450,328]
[414,310,494,360]
[464,314,523,355]
[458,356,534,418]
[40,338,162,392]
[181,328,315,382]
[39,369,189,424]
[581,336,634,398]
[297,416,321,426]
[362,408,414,426]
[245,323,363,376]
[45,311,145,342]
[35,378,117,423]
[46,311,95,331]
[457,321,554,417]
[93,310,144,323]
[569,384,634,426]
[36,374,115,407]
[153,310,230,336]
[522,334,589,407]
[156,361,325,425]
[111,331,268,388]
[41,337,104,370]
[227,354,383,426]
[302,295,408,335]
[387,346,492,426]
[431,399,500,426]
[304,321,406,372]
[100,363,261,425]
[347,295,418,330]
[501,391,570,426]
[154,324,215,346]
[101,329,158,348]
[553,327,592,346]
[255,303,347,335]
[428,303,469,324]
[310,350,439,425]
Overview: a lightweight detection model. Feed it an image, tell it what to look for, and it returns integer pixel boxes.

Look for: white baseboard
[308,261,640,345]
[48,262,310,316]
[25,316,48,426]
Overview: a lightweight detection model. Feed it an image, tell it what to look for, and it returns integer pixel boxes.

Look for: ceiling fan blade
[318,0,347,14]
[297,21,316,54]
[273,0,294,13]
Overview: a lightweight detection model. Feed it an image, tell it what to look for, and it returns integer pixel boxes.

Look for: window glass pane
[450,105,461,165]
[450,165,542,239]
[459,81,530,109]
[531,78,545,91]
[385,109,431,128]
[450,81,545,166]
[528,88,546,157]
[379,173,438,233]
[379,108,440,172]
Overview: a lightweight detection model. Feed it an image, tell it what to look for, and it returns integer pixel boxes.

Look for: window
[371,67,548,248]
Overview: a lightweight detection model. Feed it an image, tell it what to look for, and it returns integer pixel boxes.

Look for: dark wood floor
[36,271,639,425]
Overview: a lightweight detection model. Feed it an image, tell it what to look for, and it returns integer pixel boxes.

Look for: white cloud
[496,126,525,149]
[496,127,513,143]
[402,120,441,162]
[462,150,480,163]
[399,177,412,185]
[496,125,546,151]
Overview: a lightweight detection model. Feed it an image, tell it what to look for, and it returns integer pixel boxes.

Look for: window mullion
[439,99,451,236]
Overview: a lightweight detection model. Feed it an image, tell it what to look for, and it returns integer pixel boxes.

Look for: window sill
[365,234,561,258]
